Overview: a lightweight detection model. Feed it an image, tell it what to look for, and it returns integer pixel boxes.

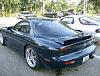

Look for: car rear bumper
[43,45,96,69]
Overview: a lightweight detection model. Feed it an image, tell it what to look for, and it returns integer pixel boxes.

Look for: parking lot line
[93,54,100,59]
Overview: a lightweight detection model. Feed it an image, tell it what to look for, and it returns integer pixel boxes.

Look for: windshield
[33,20,77,38]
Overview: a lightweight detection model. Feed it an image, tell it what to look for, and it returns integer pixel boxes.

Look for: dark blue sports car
[0,17,96,69]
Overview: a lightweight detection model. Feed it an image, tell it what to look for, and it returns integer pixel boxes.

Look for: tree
[45,0,68,12]
[0,0,99,16]
[89,0,100,13]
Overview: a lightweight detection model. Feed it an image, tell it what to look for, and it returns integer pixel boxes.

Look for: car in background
[43,9,57,18]
[57,9,76,18]
[61,15,100,42]
[18,11,37,19]
[44,12,57,18]
[0,17,95,69]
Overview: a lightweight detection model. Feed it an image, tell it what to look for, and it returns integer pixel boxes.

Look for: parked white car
[61,15,100,42]
[17,11,37,19]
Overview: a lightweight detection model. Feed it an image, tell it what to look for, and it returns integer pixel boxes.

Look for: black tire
[25,45,41,69]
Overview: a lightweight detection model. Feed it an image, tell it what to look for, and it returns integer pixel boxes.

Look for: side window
[14,21,30,33]
[62,17,74,24]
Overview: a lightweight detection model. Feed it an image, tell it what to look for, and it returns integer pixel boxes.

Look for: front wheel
[25,46,40,69]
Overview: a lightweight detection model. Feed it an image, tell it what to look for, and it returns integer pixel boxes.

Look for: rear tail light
[64,61,76,65]
[59,46,69,52]
[44,58,51,63]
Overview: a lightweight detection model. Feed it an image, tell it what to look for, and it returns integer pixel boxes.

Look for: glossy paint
[1,18,96,69]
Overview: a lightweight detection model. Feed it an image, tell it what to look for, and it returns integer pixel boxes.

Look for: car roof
[26,17,59,22]
[64,15,84,18]
[60,15,84,21]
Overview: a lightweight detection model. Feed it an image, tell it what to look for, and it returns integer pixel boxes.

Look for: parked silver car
[61,15,100,42]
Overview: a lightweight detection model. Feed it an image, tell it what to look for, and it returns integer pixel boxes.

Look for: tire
[25,45,40,69]
[0,33,5,45]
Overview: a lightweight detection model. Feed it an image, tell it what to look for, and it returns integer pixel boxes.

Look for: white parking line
[93,54,100,59]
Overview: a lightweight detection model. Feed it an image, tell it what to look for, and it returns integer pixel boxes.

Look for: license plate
[82,55,89,63]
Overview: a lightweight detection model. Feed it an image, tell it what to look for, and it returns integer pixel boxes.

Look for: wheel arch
[24,44,42,69]
[24,44,30,57]
[24,44,39,57]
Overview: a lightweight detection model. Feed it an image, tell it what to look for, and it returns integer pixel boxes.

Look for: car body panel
[58,45,95,61]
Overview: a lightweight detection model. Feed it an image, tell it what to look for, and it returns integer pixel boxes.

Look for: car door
[5,21,30,50]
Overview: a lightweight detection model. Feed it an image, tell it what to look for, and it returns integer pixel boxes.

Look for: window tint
[79,17,98,25]
[34,20,77,38]
[14,21,30,33]
[62,17,74,24]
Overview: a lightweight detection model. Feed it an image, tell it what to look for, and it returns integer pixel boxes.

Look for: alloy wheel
[25,47,37,68]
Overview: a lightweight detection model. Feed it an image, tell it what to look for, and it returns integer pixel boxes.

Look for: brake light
[59,46,69,52]
[64,61,76,65]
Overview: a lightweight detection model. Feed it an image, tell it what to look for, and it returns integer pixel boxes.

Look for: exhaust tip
[90,54,94,59]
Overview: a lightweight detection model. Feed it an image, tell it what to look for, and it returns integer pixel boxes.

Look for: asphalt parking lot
[0,34,100,76]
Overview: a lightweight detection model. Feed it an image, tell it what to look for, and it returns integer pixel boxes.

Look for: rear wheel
[25,46,40,69]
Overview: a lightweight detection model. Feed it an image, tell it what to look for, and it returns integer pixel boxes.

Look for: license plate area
[82,55,89,63]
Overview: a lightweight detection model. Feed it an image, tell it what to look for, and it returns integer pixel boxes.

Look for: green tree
[0,0,99,16]
[45,0,68,12]
[89,0,100,14]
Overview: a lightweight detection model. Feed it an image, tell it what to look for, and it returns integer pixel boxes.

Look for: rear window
[33,20,77,38]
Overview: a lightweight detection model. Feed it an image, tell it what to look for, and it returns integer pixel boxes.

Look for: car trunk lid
[52,35,94,55]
